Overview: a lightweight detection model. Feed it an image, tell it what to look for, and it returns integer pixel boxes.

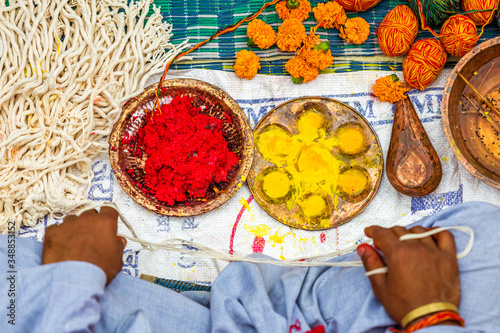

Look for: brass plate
[442,36,500,189]
[248,97,383,230]
[109,79,254,216]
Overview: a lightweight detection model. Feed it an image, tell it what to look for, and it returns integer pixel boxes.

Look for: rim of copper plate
[109,78,254,216]
[248,96,384,230]
[442,36,500,190]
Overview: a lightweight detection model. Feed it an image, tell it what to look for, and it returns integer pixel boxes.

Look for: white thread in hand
[80,203,474,274]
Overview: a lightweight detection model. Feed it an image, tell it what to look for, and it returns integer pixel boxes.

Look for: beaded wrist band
[404,310,465,333]
[401,302,459,328]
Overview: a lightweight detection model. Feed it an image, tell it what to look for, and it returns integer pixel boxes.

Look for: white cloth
[19,69,500,284]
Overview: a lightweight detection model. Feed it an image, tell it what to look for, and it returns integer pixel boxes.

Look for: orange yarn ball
[336,0,382,12]
[377,5,419,57]
[462,0,500,25]
[403,39,447,91]
[440,15,479,57]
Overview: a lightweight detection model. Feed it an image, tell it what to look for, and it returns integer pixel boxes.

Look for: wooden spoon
[386,96,442,197]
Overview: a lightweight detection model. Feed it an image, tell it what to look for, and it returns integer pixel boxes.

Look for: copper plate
[442,36,500,189]
[247,97,383,230]
[109,79,254,216]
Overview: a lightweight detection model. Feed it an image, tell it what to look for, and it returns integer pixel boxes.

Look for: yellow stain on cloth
[244,224,271,238]
[239,197,251,212]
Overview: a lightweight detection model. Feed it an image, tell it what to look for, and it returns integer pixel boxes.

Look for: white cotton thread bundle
[0,0,188,232]
[83,203,475,276]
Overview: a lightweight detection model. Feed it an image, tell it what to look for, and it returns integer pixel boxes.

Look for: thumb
[357,243,387,288]
[117,236,127,253]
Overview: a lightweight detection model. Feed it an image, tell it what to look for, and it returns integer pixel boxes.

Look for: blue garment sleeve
[16,261,106,333]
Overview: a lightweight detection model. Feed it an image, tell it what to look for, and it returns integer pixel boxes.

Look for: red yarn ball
[403,39,447,91]
[440,15,479,57]
[337,0,382,12]
[377,5,419,57]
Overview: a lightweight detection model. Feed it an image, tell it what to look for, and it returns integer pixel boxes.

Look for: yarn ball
[336,0,382,12]
[408,0,459,27]
[462,0,500,25]
[377,5,419,57]
[440,15,479,57]
[403,38,447,90]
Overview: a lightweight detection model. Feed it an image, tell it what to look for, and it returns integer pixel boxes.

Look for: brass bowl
[442,36,500,189]
[248,97,383,230]
[109,79,254,216]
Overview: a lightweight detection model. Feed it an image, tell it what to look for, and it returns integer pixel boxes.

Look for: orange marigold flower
[372,74,410,103]
[339,17,370,45]
[247,19,277,49]
[285,56,319,83]
[313,1,347,30]
[275,0,312,22]
[234,50,261,80]
[300,47,333,70]
[277,19,306,52]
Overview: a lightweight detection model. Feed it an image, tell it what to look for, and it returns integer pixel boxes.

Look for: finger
[79,208,98,217]
[357,243,387,288]
[62,214,78,224]
[432,229,457,255]
[391,226,411,237]
[409,226,436,247]
[99,207,119,234]
[117,236,127,253]
[365,226,400,252]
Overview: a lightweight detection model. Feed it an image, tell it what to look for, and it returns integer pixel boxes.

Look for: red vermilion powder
[138,95,239,205]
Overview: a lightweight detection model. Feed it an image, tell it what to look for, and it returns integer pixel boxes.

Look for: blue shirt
[1,202,499,332]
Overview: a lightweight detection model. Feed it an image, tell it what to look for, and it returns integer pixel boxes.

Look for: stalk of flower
[339,17,370,45]
[247,19,277,49]
[372,74,410,104]
[275,0,312,21]
[276,18,307,52]
[234,50,262,80]
[313,1,347,30]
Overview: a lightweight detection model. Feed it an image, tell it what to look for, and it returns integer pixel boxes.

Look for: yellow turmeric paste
[337,125,366,155]
[299,194,327,217]
[255,108,340,220]
[297,109,326,142]
[254,125,297,166]
[262,170,291,199]
[338,168,368,197]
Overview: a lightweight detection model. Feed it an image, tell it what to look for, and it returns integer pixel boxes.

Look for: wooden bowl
[109,79,254,216]
[442,36,500,189]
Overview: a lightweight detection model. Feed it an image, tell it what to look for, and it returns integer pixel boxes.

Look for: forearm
[2,260,106,333]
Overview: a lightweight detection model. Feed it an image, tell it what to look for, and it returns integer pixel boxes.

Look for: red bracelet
[390,310,465,333]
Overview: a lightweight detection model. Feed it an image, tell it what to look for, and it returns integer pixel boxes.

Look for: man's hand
[357,226,460,325]
[42,207,126,285]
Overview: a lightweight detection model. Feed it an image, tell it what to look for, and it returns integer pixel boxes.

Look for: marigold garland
[277,18,307,52]
[275,0,312,21]
[372,74,410,103]
[340,17,370,45]
[285,56,319,83]
[234,50,261,80]
[313,1,347,29]
[247,19,277,49]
